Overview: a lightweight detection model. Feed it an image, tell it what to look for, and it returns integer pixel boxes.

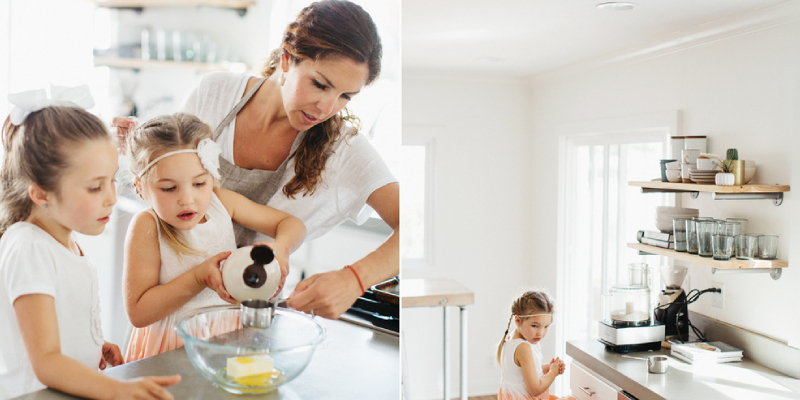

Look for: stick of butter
[227,355,274,378]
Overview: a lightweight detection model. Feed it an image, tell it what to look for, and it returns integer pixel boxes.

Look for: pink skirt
[499,387,577,400]
[125,309,240,362]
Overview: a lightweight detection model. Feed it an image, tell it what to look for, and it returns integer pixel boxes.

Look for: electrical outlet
[711,281,725,309]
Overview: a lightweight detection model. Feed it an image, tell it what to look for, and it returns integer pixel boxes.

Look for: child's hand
[111,116,138,155]
[253,241,289,299]
[551,357,566,375]
[194,251,235,303]
[114,375,181,399]
[100,341,124,370]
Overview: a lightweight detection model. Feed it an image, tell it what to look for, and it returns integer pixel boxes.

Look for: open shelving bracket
[711,191,783,206]
[640,187,700,198]
[639,187,784,205]
[712,267,782,280]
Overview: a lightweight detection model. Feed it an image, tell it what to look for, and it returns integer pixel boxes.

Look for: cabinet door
[570,361,620,400]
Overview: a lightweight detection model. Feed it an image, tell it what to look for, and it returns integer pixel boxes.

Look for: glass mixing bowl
[175,305,325,395]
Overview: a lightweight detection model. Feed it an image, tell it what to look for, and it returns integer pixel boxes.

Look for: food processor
[598,263,665,353]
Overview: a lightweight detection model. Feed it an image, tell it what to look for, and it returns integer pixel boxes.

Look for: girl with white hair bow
[0,86,181,399]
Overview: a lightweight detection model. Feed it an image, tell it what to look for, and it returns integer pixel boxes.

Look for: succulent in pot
[714,148,737,185]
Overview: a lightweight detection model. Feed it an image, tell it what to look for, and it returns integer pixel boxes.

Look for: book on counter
[670,341,743,364]
[636,230,674,249]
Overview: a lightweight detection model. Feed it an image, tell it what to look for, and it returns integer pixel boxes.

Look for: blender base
[599,339,662,353]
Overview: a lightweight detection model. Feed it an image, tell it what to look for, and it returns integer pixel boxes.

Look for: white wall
[528,17,800,345]
[402,74,537,398]
[403,7,800,399]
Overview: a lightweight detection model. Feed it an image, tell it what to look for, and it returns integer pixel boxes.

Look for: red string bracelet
[344,265,365,295]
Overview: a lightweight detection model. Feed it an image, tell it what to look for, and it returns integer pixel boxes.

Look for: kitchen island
[567,339,800,400]
[13,316,398,400]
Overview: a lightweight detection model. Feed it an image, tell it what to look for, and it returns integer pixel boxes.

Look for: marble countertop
[12,317,398,400]
[567,339,800,400]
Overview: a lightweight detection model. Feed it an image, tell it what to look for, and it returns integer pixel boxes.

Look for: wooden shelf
[628,242,787,270]
[628,181,789,193]
[93,57,247,73]
[95,0,255,8]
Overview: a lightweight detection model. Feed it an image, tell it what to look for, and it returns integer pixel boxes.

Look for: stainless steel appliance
[598,263,665,353]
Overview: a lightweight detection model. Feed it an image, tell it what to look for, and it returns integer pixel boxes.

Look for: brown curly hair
[261,0,382,198]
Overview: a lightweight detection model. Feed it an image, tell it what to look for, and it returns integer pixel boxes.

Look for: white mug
[682,149,700,164]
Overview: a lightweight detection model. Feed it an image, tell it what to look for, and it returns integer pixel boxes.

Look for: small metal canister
[731,160,746,185]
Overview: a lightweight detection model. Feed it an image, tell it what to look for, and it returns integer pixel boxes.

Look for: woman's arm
[515,344,558,396]
[215,187,306,275]
[350,182,399,286]
[287,182,398,319]
[14,294,180,399]
[123,211,232,328]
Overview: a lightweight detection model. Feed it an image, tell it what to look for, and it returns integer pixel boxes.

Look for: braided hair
[496,290,555,365]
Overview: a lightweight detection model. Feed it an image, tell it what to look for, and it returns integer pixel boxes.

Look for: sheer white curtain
[555,128,669,392]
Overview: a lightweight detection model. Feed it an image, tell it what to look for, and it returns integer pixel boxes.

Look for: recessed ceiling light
[596,2,637,11]
[476,56,505,63]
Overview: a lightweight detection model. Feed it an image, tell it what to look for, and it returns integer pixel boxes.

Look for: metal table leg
[460,305,467,400]
[443,306,450,400]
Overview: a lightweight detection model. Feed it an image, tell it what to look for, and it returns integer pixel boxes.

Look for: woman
[115,0,397,319]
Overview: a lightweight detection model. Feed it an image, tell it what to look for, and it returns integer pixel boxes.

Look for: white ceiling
[402,0,791,77]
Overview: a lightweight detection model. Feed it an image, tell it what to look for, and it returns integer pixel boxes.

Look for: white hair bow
[8,84,95,125]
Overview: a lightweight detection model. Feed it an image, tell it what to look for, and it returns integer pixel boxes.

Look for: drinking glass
[673,218,689,252]
[687,217,712,255]
[758,235,779,260]
[711,234,734,260]
[716,221,740,236]
[736,234,759,260]
[697,220,717,257]
[726,218,748,235]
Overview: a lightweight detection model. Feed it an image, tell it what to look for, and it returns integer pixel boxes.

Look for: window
[402,127,439,269]
[555,112,678,393]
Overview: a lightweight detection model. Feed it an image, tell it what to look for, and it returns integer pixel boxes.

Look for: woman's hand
[114,375,181,400]
[111,116,138,155]
[100,342,124,370]
[286,269,363,319]
[193,251,235,303]
[253,241,289,300]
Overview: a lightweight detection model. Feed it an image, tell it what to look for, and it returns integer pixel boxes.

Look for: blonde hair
[0,107,111,237]
[496,290,555,365]
[260,0,381,198]
[127,113,215,257]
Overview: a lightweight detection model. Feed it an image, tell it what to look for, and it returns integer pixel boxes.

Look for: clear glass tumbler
[687,217,712,255]
[697,220,717,257]
[758,235,779,260]
[736,234,759,260]
[673,218,689,252]
[726,218,748,235]
[712,234,734,260]
[716,221,741,236]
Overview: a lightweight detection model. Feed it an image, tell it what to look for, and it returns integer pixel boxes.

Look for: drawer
[570,361,619,400]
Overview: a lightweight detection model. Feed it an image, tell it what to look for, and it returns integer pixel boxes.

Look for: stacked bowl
[655,206,699,233]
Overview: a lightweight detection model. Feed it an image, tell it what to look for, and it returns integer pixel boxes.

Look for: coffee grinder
[598,263,665,353]
[654,266,690,339]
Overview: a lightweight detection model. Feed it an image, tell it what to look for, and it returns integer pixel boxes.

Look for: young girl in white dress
[0,87,179,399]
[123,113,306,362]
[497,291,575,400]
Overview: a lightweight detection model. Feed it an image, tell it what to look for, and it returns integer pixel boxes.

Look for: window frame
[401,125,439,270]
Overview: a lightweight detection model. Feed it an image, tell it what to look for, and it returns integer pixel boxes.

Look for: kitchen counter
[13,317,398,400]
[567,339,800,400]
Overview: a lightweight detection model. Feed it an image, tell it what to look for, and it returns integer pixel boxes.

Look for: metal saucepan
[622,355,669,374]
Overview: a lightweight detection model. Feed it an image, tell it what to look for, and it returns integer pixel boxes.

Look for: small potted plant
[714,148,737,186]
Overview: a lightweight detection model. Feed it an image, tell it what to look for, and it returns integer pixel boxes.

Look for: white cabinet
[570,361,621,400]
